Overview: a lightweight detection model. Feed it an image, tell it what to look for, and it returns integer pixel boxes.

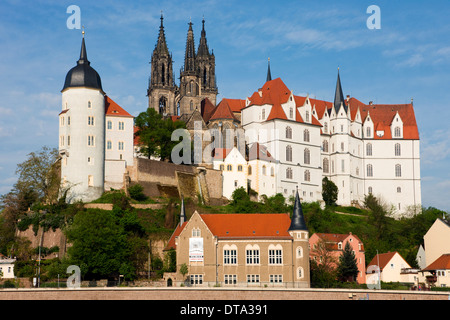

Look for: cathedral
[58,14,422,216]
[147,15,218,118]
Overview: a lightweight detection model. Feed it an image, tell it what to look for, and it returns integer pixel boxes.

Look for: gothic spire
[184,20,196,73]
[154,13,169,55]
[266,57,272,82]
[288,188,308,231]
[180,196,186,225]
[197,17,210,57]
[334,67,347,113]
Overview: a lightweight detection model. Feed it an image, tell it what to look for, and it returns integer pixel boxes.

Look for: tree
[310,238,338,288]
[337,241,359,282]
[134,108,186,161]
[322,177,338,206]
[14,146,60,203]
[364,193,391,241]
[65,209,130,279]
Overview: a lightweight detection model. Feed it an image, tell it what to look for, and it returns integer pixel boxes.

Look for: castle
[58,16,421,215]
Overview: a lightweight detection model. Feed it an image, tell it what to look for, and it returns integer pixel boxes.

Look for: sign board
[189,237,204,262]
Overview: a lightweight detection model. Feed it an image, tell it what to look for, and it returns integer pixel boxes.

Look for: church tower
[147,14,178,116]
[60,33,105,203]
[179,19,217,116]
[288,188,310,288]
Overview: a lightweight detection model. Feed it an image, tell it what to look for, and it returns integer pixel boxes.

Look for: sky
[0,0,449,212]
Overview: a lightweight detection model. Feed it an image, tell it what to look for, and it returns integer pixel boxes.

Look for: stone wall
[0,287,448,300]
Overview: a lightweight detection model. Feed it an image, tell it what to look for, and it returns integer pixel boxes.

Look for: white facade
[237,77,421,216]
[0,257,15,279]
[60,87,106,203]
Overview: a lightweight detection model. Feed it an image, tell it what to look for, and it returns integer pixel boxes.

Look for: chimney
[346,95,350,102]
[369,101,373,105]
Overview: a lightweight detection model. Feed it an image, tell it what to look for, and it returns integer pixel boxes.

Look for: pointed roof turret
[154,13,169,55]
[62,33,103,92]
[180,196,186,225]
[288,188,308,231]
[184,20,196,73]
[266,58,272,82]
[334,68,347,113]
[197,17,210,57]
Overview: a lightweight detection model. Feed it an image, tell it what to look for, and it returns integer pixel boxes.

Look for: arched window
[366,143,372,156]
[262,165,267,175]
[305,111,310,122]
[248,165,252,175]
[368,186,373,194]
[395,164,402,177]
[227,164,232,171]
[322,140,328,152]
[304,148,310,165]
[262,109,265,120]
[289,107,293,118]
[395,143,401,156]
[286,145,292,162]
[296,246,303,258]
[238,165,243,172]
[323,158,329,173]
[286,126,292,139]
[270,167,274,176]
[161,63,165,85]
[367,164,373,177]
[303,129,310,142]
[397,187,402,193]
[286,167,293,179]
[394,127,401,138]
[159,96,166,115]
[268,244,283,265]
[297,267,304,279]
[356,167,360,176]
[304,169,310,182]
[366,126,371,138]
[324,122,328,134]
[190,100,194,111]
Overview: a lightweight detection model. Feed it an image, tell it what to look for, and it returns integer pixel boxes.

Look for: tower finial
[266,57,272,82]
[82,25,85,38]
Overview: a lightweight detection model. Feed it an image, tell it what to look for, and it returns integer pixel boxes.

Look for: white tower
[59,34,105,203]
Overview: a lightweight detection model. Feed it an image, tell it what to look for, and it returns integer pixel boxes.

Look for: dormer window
[394,127,401,138]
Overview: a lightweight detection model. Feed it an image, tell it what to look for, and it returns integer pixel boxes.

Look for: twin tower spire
[148,13,217,117]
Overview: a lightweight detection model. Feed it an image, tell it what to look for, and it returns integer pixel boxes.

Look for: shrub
[128,184,148,202]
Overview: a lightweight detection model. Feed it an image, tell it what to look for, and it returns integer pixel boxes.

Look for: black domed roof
[62,37,103,92]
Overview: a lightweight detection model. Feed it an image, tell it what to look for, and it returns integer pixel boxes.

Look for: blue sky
[0,0,449,211]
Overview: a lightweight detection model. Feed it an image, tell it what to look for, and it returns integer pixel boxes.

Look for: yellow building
[165,191,310,287]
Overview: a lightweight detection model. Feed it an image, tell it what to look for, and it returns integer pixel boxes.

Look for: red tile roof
[208,98,238,122]
[212,148,232,160]
[164,221,188,251]
[200,213,293,239]
[423,254,450,271]
[164,213,293,250]
[201,98,216,122]
[367,251,399,270]
[223,98,246,113]
[105,96,133,118]
[314,233,365,251]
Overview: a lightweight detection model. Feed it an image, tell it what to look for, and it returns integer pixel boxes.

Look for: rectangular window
[246,274,260,283]
[246,249,260,265]
[88,116,95,126]
[119,121,124,130]
[107,141,112,150]
[88,175,94,187]
[88,135,95,146]
[107,120,112,130]
[224,250,237,265]
[224,274,237,285]
[190,274,203,285]
[118,141,124,150]
[269,249,283,265]
[269,275,283,283]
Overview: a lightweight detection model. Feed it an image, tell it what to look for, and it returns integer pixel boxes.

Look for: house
[164,190,310,288]
[0,254,16,279]
[422,254,450,288]
[367,251,419,285]
[422,218,450,270]
[309,232,366,284]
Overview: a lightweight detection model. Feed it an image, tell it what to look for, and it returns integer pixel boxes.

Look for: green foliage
[134,108,187,161]
[337,242,359,282]
[322,177,338,206]
[128,184,148,202]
